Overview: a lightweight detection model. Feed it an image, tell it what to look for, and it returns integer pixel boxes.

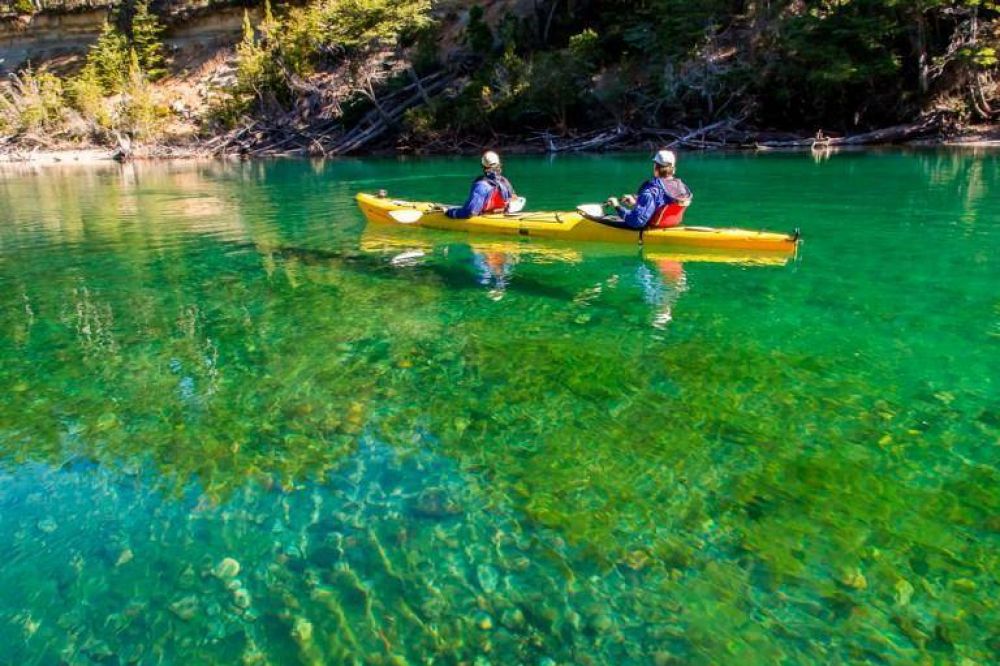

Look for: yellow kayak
[359,224,793,267]
[356,192,800,253]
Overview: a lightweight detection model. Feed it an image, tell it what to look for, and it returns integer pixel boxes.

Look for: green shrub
[13,0,35,16]
[279,0,432,75]
[66,65,113,129]
[119,50,167,139]
[0,67,66,134]
[402,104,438,143]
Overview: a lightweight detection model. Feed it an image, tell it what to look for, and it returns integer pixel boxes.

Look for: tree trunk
[914,11,929,95]
[408,66,431,107]
[361,78,394,127]
[543,0,561,45]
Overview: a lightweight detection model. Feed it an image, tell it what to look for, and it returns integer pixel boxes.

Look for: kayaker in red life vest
[445,151,516,219]
[607,149,693,230]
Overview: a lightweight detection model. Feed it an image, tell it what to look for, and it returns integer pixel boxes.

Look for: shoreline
[1,134,998,168]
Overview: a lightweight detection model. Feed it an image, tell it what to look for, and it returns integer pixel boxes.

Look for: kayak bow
[355,192,800,253]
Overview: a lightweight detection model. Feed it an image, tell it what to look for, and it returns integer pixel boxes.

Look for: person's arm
[619,190,657,230]
[446,181,490,219]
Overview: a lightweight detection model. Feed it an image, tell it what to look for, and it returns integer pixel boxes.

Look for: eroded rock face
[0,3,251,75]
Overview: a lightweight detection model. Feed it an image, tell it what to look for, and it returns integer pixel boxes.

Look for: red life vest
[648,201,690,228]
[482,185,508,214]
[477,175,511,214]
[647,178,693,229]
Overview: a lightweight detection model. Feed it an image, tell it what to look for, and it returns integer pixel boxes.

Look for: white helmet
[481,150,501,169]
[652,149,676,167]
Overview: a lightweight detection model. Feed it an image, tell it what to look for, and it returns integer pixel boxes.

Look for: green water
[0,151,997,665]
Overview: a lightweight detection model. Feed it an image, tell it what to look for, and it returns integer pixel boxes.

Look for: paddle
[576,203,605,219]
[388,209,425,224]
[507,196,527,213]
[387,197,527,224]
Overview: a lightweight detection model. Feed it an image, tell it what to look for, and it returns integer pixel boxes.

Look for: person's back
[608,150,692,230]
[446,152,516,219]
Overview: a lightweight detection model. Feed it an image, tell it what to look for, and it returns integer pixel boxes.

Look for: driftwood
[756,115,946,148]
[536,125,630,153]
[212,71,453,157]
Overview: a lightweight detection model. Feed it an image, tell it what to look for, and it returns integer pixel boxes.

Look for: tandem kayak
[359,224,794,267]
[356,192,800,253]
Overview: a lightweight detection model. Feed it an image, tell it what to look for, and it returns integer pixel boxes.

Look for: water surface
[0,151,997,664]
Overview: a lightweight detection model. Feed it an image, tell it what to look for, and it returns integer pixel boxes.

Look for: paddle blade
[507,196,526,213]
[576,204,605,219]
[388,209,424,224]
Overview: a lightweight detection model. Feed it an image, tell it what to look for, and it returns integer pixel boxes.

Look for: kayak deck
[355,192,799,253]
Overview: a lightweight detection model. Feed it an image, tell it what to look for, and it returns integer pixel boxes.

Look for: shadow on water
[265,242,585,302]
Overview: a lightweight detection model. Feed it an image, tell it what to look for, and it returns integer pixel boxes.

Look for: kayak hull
[355,192,799,253]
[360,225,793,267]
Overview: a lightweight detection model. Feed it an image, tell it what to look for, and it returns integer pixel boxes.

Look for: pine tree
[131,0,166,81]
[87,21,130,94]
[260,0,277,43]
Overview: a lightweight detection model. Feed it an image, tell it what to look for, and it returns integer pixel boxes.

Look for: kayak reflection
[475,251,516,301]
[360,223,792,326]
[638,258,688,329]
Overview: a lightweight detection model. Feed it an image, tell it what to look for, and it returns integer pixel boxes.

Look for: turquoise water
[0,151,997,664]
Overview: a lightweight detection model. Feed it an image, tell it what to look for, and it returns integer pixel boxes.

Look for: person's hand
[622,194,637,207]
[606,197,620,209]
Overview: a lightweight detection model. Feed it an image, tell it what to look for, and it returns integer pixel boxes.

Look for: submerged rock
[178,565,197,590]
[411,487,464,518]
[233,588,252,609]
[291,617,314,645]
[213,557,241,580]
[652,651,680,666]
[839,567,867,590]
[37,518,58,534]
[952,578,976,593]
[894,578,915,606]
[169,596,199,621]
[115,548,134,567]
[623,549,651,571]
[477,564,499,594]
[82,638,114,661]
[500,608,525,630]
[589,614,613,634]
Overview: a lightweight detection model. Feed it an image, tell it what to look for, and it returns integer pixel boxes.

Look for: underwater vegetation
[0,154,998,664]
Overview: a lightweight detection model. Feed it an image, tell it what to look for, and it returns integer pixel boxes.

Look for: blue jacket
[446,173,514,219]
[616,178,678,230]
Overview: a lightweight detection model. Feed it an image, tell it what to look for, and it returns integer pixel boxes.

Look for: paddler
[446,151,517,219]
[606,149,693,230]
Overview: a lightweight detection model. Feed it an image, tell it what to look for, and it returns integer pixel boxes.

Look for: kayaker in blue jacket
[607,150,693,230]
[446,151,516,219]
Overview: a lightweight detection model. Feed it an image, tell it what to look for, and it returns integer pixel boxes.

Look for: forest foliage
[419,0,1000,136]
[222,0,998,141]
[1,0,997,146]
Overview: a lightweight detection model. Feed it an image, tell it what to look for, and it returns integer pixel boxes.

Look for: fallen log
[536,125,629,153]
[757,116,944,148]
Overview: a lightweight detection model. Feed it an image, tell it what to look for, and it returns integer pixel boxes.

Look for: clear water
[0,151,997,665]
